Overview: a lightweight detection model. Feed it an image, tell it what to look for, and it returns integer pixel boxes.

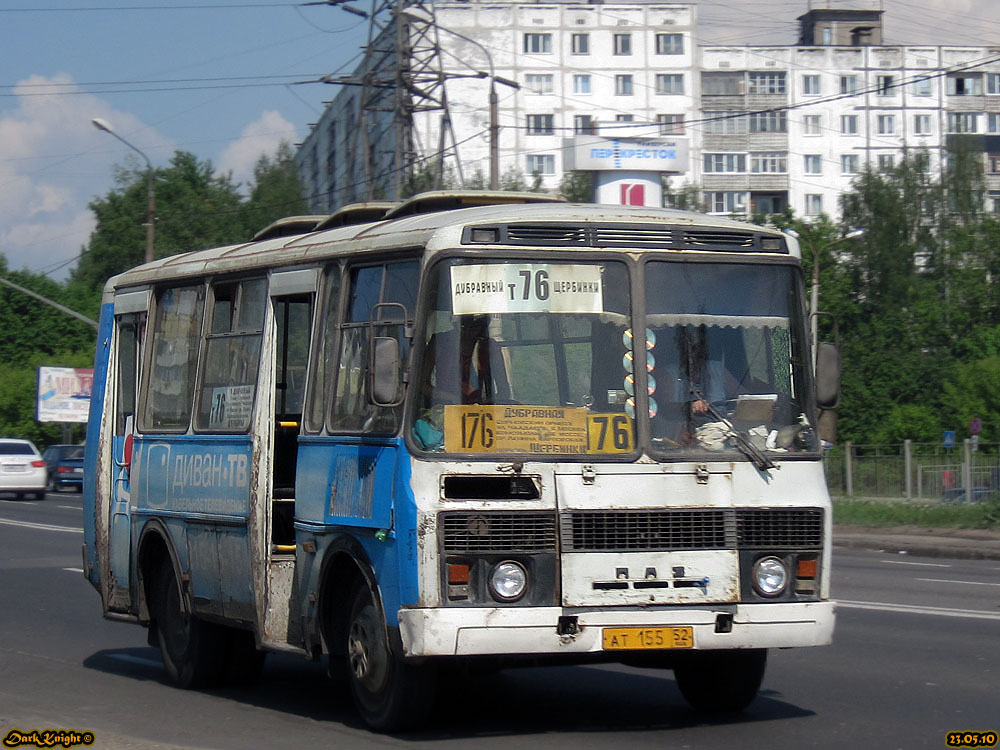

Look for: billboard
[562,135,690,172]
[36,367,93,423]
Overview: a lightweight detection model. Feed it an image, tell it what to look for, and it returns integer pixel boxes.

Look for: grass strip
[833,497,1000,530]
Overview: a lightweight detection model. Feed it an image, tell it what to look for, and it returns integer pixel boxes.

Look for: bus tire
[149,559,225,689]
[674,649,767,713]
[344,582,436,731]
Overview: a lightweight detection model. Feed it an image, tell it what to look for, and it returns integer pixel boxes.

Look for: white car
[0,439,47,500]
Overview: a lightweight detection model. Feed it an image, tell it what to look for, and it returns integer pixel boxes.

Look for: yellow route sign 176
[443,405,633,454]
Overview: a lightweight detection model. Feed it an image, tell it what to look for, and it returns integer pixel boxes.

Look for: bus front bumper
[397,601,835,657]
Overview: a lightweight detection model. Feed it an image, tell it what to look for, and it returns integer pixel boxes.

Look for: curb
[833,525,1000,561]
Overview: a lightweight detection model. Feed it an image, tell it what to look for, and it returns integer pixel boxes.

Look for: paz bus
[82,192,838,731]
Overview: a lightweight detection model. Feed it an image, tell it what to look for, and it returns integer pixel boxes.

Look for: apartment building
[295,2,1000,221]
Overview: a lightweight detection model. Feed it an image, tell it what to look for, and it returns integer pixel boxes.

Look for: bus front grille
[561,508,824,552]
[440,511,558,553]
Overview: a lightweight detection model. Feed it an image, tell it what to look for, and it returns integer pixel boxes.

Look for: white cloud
[216,110,299,191]
[0,74,173,279]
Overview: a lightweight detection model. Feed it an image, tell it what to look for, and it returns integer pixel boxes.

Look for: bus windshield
[410,257,816,459]
[411,259,632,455]
[644,261,816,458]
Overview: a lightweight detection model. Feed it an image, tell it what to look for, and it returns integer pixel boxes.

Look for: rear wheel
[345,582,437,731]
[149,560,225,689]
[674,649,767,713]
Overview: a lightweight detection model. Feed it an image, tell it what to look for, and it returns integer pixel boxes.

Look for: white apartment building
[295,2,1000,221]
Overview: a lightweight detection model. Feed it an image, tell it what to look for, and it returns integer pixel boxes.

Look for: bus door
[264,270,317,644]
[108,291,147,612]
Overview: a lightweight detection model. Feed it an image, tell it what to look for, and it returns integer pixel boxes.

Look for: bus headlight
[489,561,527,602]
[752,556,788,597]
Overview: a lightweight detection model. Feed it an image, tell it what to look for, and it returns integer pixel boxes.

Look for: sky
[2,0,999,281]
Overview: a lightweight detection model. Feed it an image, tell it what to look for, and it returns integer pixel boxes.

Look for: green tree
[558,171,593,202]
[241,141,310,238]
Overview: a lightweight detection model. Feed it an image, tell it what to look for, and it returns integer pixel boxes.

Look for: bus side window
[142,285,205,432]
[330,259,419,433]
[305,264,343,434]
[115,313,144,434]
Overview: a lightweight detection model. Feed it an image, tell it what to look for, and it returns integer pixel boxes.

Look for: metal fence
[823,440,1000,501]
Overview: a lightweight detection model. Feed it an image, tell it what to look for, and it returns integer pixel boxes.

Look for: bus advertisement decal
[450,264,604,315]
[443,405,632,454]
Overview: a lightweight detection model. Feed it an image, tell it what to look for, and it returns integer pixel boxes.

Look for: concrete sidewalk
[834,524,1000,560]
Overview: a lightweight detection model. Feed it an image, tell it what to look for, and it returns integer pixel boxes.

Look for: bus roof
[103,198,798,294]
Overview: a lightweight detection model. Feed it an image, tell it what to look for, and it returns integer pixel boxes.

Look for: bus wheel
[674,649,767,713]
[149,560,224,689]
[344,583,436,731]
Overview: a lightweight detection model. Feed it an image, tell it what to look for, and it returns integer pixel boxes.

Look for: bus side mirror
[815,342,841,409]
[371,337,402,406]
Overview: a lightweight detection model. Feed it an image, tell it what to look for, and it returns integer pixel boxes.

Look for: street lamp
[92,118,156,265]
[807,227,865,366]
[398,6,520,190]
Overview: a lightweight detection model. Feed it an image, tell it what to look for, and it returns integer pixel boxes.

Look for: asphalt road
[1,492,997,750]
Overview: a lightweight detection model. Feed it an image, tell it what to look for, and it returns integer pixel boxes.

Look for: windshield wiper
[691,389,777,472]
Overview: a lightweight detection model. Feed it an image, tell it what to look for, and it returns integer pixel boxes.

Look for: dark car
[42,444,85,492]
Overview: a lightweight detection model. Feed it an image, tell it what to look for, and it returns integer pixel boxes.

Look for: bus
[82,192,838,731]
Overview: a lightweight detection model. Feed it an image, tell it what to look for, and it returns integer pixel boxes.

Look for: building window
[655,33,683,55]
[702,72,744,96]
[804,154,822,174]
[877,114,896,135]
[878,154,895,173]
[915,152,932,173]
[748,72,786,95]
[988,73,1000,94]
[573,74,591,94]
[988,113,1000,133]
[655,74,684,95]
[802,75,820,95]
[616,114,634,123]
[705,111,746,134]
[571,33,589,55]
[876,75,894,96]
[524,33,552,54]
[913,76,933,97]
[526,154,555,175]
[947,74,983,96]
[574,114,596,135]
[707,191,747,214]
[750,152,787,173]
[805,194,823,216]
[615,75,634,96]
[988,154,1000,174]
[841,115,859,134]
[656,114,684,135]
[525,74,553,94]
[526,114,554,135]
[989,191,1000,213]
[841,154,859,174]
[748,111,787,132]
[613,33,632,55]
[840,75,858,95]
[703,153,747,173]
[802,114,822,135]
[913,114,932,135]
[948,112,979,133]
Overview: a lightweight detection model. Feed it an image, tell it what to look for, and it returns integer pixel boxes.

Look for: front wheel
[673,649,767,713]
[148,560,225,689]
[345,583,437,731]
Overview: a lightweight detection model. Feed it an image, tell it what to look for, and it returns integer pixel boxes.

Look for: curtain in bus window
[144,285,205,431]
[194,278,266,432]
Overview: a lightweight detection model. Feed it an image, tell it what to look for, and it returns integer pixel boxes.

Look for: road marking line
[0,517,82,534]
[108,653,162,668]
[881,560,951,568]
[63,567,84,573]
[57,505,79,510]
[916,577,1000,587]
[839,599,1000,620]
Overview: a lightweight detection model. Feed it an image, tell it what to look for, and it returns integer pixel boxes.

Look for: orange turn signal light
[448,564,470,584]
[796,559,818,579]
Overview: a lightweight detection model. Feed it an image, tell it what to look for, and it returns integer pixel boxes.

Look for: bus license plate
[602,626,693,650]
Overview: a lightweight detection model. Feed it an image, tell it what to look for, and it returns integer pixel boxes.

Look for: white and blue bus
[83,192,837,730]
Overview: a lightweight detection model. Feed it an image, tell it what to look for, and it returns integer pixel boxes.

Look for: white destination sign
[451,264,604,315]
